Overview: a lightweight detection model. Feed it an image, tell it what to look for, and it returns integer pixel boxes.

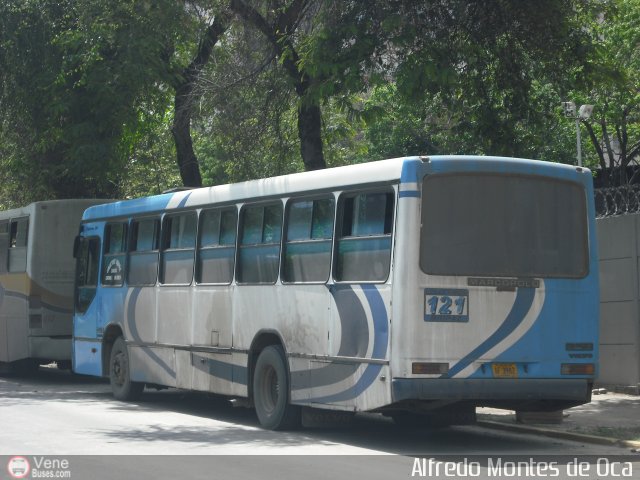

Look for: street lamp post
[562,101,594,167]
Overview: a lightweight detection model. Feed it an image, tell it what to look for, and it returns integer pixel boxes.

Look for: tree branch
[584,121,606,170]
[230,0,309,95]
[277,0,309,35]
[175,12,230,94]
[601,119,617,168]
[229,0,278,46]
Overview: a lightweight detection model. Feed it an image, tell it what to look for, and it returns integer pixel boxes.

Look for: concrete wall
[597,214,640,388]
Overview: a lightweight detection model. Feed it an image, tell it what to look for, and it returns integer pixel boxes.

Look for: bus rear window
[420,173,588,278]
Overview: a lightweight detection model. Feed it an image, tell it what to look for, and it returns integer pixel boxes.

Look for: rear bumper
[392,378,592,404]
[29,336,72,361]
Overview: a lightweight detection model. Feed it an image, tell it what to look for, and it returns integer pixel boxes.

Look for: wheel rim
[260,365,280,414]
[112,350,126,387]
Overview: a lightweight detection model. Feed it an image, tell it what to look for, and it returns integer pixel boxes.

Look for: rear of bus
[390,156,598,419]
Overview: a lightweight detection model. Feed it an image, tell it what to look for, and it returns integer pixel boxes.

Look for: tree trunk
[297,101,326,171]
[171,16,228,188]
[229,0,327,172]
[172,85,203,188]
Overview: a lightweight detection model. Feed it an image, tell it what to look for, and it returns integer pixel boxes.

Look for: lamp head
[578,104,594,119]
[562,101,576,117]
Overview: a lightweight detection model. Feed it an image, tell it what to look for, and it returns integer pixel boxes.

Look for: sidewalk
[477,392,640,450]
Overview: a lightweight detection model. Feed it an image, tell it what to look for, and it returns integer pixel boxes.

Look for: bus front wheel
[109,337,144,401]
[253,345,300,430]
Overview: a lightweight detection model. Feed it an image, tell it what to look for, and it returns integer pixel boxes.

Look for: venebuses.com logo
[7,456,30,479]
[6,456,72,479]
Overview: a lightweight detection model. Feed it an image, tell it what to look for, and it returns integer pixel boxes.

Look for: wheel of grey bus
[110,337,144,401]
[253,345,301,430]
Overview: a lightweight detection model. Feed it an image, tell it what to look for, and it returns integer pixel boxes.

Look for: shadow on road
[0,367,595,455]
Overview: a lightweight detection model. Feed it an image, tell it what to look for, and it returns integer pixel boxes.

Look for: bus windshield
[420,173,588,278]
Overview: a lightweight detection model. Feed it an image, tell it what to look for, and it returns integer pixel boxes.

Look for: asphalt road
[1,367,638,480]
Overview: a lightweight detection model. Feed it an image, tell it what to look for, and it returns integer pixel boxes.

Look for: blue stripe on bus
[400,158,422,184]
[362,284,389,360]
[479,277,600,379]
[304,285,388,404]
[177,192,192,208]
[443,287,536,379]
[126,288,176,380]
[291,285,367,391]
[196,355,247,385]
[332,285,370,357]
[82,194,175,221]
[399,191,420,198]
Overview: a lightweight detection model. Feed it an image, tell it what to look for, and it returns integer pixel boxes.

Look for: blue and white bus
[72,156,598,430]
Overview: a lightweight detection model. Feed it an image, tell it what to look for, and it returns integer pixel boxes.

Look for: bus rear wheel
[109,337,144,401]
[253,345,300,430]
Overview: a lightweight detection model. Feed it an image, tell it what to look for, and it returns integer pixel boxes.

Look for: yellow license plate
[491,363,518,378]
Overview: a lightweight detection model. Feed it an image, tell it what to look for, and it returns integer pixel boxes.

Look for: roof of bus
[81,155,589,221]
[0,199,112,220]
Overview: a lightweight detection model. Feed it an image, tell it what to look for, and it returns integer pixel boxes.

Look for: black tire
[253,345,301,430]
[109,337,144,401]
[56,360,72,371]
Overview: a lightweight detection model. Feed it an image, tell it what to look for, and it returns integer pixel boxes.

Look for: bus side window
[0,221,9,274]
[102,223,127,287]
[75,237,100,313]
[8,217,28,273]
[128,218,160,286]
[237,203,282,284]
[196,207,237,284]
[334,191,394,282]
[283,197,334,283]
[161,212,197,285]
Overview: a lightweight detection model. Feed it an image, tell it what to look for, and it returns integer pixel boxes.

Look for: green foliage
[191,20,304,184]
[119,101,181,198]
[571,0,640,180]
[1,0,638,206]
[0,0,188,204]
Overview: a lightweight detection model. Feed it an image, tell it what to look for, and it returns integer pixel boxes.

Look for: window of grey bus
[237,202,283,284]
[8,217,28,273]
[282,196,334,284]
[128,217,161,286]
[161,212,197,285]
[196,207,237,284]
[420,173,588,278]
[334,190,394,282]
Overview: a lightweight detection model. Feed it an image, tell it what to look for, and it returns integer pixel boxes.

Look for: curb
[477,420,640,450]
